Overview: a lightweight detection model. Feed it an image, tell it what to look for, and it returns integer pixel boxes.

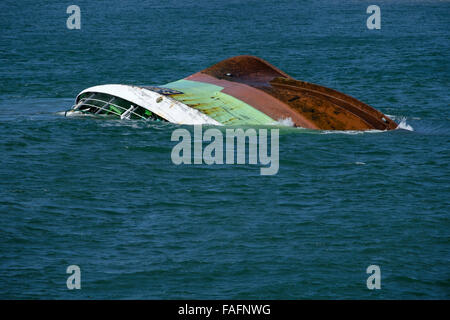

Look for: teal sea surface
[0,0,449,299]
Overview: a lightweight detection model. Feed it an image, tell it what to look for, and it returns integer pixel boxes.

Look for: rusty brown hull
[186,55,397,130]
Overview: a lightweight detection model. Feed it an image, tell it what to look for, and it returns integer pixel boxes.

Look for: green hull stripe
[164,79,276,125]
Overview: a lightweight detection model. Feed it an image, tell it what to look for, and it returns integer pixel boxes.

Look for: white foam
[277,117,295,127]
[63,110,95,118]
[396,117,414,131]
[320,129,383,135]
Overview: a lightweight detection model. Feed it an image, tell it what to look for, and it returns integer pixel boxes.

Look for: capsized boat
[66,55,397,130]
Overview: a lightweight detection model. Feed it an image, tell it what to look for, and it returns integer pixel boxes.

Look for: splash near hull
[165,55,397,130]
[67,55,397,130]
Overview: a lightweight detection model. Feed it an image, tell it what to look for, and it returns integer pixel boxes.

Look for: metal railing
[70,96,149,120]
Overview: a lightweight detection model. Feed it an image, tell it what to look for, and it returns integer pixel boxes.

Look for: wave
[396,117,414,131]
[277,117,295,127]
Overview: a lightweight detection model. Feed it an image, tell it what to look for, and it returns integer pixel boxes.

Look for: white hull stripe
[76,84,221,125]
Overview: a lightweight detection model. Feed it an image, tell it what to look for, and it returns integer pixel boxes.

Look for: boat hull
[165,55,397,130]
[67,55,397,130]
